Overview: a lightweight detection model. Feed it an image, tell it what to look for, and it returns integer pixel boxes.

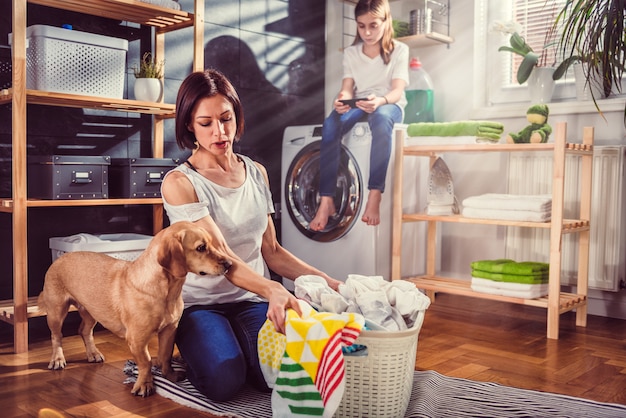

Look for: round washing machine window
[284,140,362,242]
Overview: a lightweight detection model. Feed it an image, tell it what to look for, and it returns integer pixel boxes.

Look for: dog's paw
[47,358,66,370]
[86,349,105,363]
[131,381,155,397]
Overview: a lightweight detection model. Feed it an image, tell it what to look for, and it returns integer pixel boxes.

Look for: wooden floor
[1,293,625,417]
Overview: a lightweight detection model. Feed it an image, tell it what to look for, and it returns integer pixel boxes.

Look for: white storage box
[336,310,426,418]
[50,233,152,262]
[9,25,128,98]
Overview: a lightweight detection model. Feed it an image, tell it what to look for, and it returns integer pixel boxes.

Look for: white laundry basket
[49,233,152,262]
[335,310,426,417]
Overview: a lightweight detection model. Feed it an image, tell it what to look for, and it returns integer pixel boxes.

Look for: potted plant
[554,0,625,116]
[498,30,565,103]
[132,52,164,102]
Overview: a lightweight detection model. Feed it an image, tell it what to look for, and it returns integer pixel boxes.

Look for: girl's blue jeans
[175,301,270,401]
[319,103,403,196]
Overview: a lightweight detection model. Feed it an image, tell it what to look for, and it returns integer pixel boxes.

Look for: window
[474,0,575,107]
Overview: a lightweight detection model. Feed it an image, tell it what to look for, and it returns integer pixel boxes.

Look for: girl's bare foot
[361,189,382,226]
[309,196,336,231]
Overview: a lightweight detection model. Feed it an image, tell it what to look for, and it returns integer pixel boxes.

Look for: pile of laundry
[294,274,431,331]
[470,259,550,299]
[462,193,552,222]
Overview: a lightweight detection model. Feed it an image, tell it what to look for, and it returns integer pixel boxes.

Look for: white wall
[325,0,626,319]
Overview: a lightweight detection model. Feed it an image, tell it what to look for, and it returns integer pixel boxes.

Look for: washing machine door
[285,140,362,242]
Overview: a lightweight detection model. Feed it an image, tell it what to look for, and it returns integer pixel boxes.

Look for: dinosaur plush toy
[506,104,552,144]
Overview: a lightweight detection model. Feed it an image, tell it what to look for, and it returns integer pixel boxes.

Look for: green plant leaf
[510,32,533,55]
[552,56,580,80]
[517,52,540,84]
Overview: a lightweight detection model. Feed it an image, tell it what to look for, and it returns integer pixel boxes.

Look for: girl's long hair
[352,0,395,64]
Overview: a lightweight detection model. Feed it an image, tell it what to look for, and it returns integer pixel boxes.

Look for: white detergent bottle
[403,57,435,123]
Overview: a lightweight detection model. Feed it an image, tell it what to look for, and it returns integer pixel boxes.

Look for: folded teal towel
[470,259,549,275]
[471,269,548,284]
[407,121,505,140]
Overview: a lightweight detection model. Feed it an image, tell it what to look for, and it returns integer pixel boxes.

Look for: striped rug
[123,360,626,417]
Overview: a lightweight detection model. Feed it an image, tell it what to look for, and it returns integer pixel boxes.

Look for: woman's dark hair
[353,0,395,65]
[175,69,245,150]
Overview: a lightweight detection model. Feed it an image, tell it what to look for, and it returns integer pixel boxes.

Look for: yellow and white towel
[258,300,365,418]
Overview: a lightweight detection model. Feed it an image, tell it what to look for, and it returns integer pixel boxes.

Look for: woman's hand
[265,281,302,334]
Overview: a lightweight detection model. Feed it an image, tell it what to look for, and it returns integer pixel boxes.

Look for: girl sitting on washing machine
[310,0,408,231]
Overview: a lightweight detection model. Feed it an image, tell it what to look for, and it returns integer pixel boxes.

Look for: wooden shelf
[401,142,593,156]
[404,276,587,312]
[391,123,595,339]
[6,0,204,353]
[0,297,77,324]
[0,89,175,117]
[0,198,163,212]
[401,213,590,233]
[28,0,194,32]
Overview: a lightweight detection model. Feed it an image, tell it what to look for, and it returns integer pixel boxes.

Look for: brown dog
[37,221,232,397]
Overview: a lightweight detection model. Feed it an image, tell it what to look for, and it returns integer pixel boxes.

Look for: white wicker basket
[335,310,426,418]
[49,233,152,262]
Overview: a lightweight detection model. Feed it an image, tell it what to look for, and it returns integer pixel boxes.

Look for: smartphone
[338,98,367,108]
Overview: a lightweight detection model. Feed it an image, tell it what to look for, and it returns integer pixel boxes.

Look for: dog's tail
[37,292,47,314]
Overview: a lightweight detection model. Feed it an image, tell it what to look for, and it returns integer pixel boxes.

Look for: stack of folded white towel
[461,193,552,222]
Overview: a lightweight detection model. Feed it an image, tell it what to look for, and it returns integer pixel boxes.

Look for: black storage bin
[28,155,110,200]
[109,158,179,198]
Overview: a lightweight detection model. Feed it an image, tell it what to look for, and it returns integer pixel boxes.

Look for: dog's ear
[157,230,189,278]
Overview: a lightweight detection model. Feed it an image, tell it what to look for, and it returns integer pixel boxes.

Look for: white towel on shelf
[462,193,552,212]
[471,277,548,299]
[462,207,551,222]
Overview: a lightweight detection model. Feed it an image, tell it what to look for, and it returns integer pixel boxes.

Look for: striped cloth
[257,300,364,417]
[123,362,626,418]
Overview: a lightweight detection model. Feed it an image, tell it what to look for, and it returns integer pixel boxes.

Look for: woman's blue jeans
[175,301,270,401]
[319,104,402,196]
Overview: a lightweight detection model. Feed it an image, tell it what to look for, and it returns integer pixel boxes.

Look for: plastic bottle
[403,57,435,124]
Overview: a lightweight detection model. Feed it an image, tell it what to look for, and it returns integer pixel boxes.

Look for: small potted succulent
[132,52,164,102]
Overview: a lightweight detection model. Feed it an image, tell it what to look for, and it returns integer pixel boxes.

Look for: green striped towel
[407,121,504,140]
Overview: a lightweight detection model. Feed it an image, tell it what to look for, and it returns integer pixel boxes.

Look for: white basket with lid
[9,25,128,98]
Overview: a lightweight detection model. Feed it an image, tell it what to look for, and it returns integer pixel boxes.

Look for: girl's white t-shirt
[343,39,410,113]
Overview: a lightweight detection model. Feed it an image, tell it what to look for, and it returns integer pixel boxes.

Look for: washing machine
[281,122,437,286]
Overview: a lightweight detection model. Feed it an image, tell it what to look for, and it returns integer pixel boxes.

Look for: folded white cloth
[462,206,551,222]
[294,274,430,331]
[462,193,552,212]
[60,233,104,244]
[471,277,548,299]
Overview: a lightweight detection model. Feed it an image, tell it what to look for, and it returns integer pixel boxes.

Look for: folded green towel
[407,121,505,140]
[471,269,548,284]
[470,259,549,275]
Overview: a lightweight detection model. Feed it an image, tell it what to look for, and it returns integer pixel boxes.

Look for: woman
[161,69,341,401]
[310,0,409,231]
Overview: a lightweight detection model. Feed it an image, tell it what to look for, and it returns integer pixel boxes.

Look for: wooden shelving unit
[391,122,594,339]
[5,0,204,353]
